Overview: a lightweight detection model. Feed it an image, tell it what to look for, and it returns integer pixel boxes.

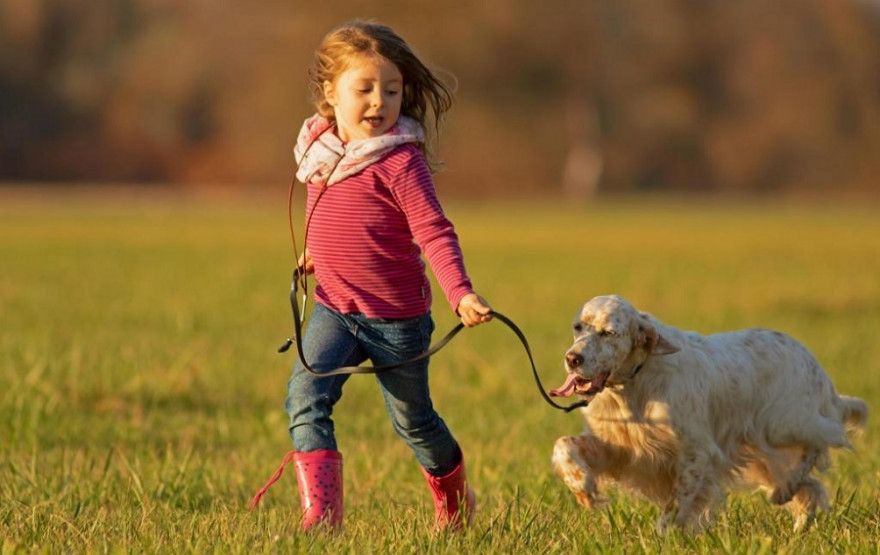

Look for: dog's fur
[550,295,868,532]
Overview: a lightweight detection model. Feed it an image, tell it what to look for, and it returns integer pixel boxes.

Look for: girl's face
[323,55,403,142]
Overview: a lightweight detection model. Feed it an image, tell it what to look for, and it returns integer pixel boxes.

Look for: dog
[550,295,868,532]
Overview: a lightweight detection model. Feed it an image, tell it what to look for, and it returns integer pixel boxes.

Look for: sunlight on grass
[2,192,879,552]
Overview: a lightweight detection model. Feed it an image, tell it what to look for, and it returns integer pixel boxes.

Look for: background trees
[2,0,878,195]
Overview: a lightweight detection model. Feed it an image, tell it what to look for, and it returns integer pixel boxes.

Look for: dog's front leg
[551,435,609,509]
[672,446,718,532]
[655,497,677,533]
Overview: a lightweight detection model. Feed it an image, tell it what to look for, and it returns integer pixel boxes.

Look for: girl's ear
[323,80,337,107]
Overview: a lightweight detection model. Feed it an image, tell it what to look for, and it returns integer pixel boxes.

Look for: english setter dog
[550,295,868,532]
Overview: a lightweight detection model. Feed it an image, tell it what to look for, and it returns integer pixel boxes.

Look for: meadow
[1,189,878,553]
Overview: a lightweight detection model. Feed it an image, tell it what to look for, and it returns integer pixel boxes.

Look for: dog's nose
[566,351,584,369]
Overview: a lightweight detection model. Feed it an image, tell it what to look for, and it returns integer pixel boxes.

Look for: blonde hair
[309,20,454,171]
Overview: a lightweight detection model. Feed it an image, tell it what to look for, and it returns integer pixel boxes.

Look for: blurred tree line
[1,0,879,195]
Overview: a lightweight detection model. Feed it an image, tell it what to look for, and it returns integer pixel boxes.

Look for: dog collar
[608,363,645,390]
[629,363,644,380]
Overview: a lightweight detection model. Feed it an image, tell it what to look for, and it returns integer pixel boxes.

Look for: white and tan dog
[550,295,868,532]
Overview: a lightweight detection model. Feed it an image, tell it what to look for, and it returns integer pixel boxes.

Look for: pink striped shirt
[305,143,474,319]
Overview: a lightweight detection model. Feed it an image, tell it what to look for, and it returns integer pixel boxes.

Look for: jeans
[285,303,460,475]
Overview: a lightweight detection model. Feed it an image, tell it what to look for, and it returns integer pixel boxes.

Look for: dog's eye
[573,323,583,333]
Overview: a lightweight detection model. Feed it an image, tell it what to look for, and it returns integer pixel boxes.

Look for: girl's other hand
[297,249,315,275]
[458,293,492,328]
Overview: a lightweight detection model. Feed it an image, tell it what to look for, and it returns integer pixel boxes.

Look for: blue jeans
[285,303,460,475]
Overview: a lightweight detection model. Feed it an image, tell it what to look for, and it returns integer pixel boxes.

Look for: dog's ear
[652,334,680,355]
[636,315,680,356]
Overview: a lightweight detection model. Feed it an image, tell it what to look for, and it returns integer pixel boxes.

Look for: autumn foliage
[1,0,878,195]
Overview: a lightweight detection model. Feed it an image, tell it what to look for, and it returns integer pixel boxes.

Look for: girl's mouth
[364,116,384,128]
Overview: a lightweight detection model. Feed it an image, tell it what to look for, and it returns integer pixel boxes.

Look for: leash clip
[278,338,294,353]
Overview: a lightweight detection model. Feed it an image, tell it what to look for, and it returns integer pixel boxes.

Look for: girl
[251,20,492,532]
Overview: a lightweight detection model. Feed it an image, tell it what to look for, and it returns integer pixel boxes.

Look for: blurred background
[1,0,879,197]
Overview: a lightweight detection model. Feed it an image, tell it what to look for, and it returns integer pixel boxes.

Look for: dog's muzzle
[549,371,609,398]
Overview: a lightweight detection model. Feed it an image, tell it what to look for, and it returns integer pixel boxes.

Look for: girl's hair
[309,20,455,171]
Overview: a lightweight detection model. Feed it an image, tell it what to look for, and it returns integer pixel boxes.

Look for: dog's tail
[839,395,869,434]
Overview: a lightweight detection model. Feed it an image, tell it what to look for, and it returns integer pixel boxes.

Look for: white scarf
[294,114,425,186]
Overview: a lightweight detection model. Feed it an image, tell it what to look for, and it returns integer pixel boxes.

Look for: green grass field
[2,190,879,553]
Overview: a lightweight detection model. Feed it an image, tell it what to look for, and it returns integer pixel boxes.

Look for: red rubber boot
[421,450,476,531]
[293,450,344,530]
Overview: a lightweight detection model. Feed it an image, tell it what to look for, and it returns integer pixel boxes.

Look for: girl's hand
[297,249,314,275]
[458,293,492,328]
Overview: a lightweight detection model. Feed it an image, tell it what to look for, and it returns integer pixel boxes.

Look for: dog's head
[550,295,679,399]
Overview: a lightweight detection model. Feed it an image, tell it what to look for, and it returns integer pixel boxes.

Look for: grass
[1,189,879,553]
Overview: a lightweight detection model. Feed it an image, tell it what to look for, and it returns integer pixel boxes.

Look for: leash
[280,135,586,412]
[277,269,588,413]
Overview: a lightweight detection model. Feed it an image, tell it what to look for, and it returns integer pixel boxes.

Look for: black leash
[280,145,586,411]
[277,269,588,413]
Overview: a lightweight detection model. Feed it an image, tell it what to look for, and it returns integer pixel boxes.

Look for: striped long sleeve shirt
[305,143,474,319]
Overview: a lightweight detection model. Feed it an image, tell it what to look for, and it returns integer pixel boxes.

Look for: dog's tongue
[550,372,610,398]
[549,374,579,398]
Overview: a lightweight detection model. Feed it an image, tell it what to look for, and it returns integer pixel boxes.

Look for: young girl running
[251,20,492,532]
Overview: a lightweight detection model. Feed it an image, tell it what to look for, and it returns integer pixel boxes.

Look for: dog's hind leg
[768,445,823,506]
[786,476,829,531]
[552,435,610,509]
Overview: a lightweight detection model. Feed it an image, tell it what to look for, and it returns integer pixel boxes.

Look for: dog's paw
[792,512,816,533]
[572,491,608,510]
[769,486,795,506]
[655,514,671,535]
